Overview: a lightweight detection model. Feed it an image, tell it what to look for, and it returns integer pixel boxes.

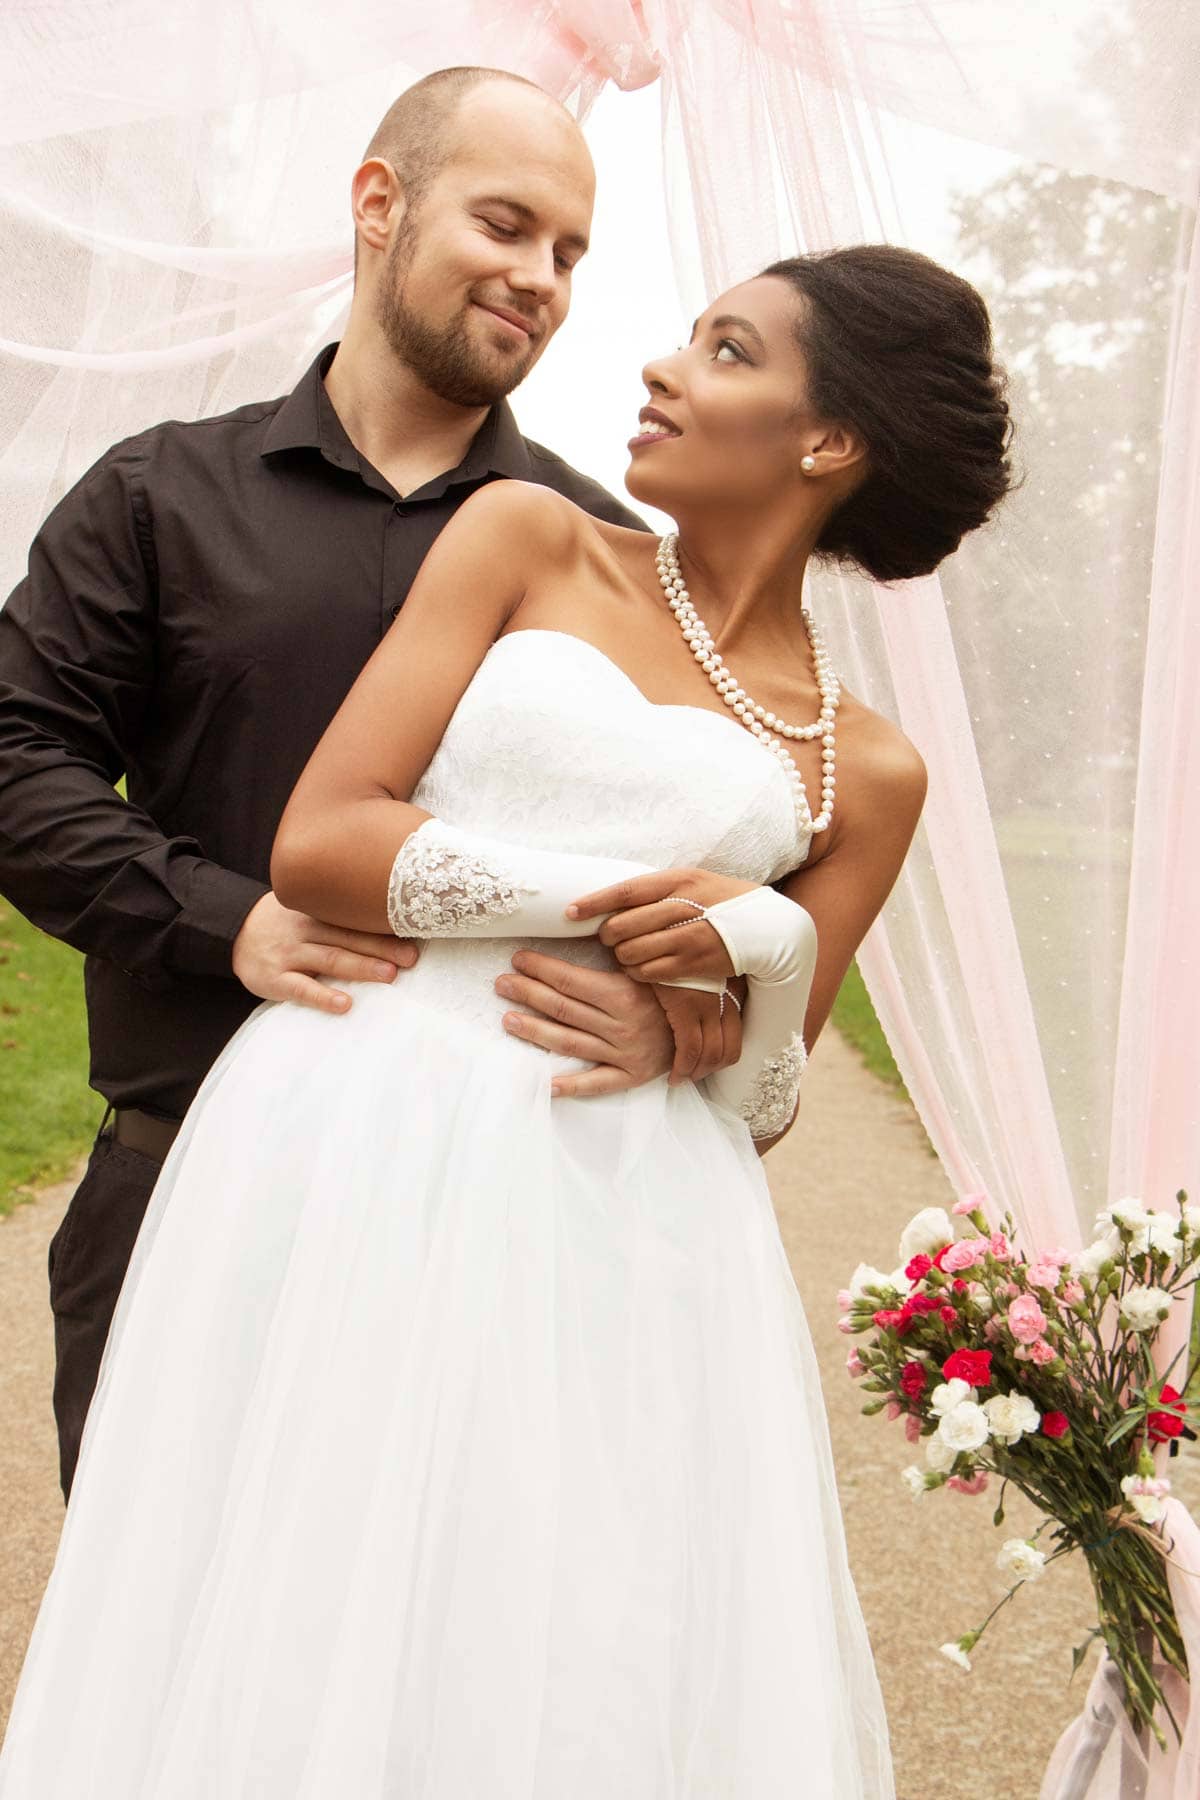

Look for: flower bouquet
[840,1190,1199,1749]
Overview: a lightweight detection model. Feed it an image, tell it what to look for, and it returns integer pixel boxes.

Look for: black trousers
[46,1112,163,1504]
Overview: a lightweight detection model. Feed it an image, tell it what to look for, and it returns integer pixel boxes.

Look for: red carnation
[899,1361,928,1399]
[933,1245,954,1272]
[905,1254,933,1281]
[1148,1385,1188,1444]
[942,1348,993,1388]
[873,1309,908,1332]
[903,1293,942,1317]
[1042,1412,1070,1439]
[939,1305,958,1325]
[952,1279,969,1294]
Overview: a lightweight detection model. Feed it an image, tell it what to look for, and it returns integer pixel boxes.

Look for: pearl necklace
[655,533,840,836]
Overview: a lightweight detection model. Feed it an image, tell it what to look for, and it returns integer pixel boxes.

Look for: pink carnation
[942,1237,989,1272]
[953,1192,989,1216]
[836,1317,855,1335]
[1014,1337,1056,1365]
[1061,1280,1084,1306]
[837,1289,853,1311]
[990,1232,1012,1260]
[1007,1294,1049,1344]
[947,1470,990,1495]
[1027,1259,1064,1291]
[904,1412,922,1443]
[885,1399,903,1421]
[846,1347,867,1378]
[983,1315,1005,1341]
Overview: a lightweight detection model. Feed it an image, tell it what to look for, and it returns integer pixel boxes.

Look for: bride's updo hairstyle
[763,245,1014,583]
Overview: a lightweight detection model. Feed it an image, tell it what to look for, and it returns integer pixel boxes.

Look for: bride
[0,245,1011,1797]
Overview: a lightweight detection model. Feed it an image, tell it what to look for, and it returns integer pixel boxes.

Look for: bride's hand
[566,867,759,987]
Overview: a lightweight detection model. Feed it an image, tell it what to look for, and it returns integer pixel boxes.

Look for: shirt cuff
[168,862,270,980]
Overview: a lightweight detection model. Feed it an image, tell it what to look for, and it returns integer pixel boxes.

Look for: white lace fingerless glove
[691,887,818,1140]
[386,817,658,939]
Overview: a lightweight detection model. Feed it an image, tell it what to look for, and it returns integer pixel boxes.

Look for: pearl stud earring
[801,454,816,472]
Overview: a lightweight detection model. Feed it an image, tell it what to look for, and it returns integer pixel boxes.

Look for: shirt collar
[260,341,533,493]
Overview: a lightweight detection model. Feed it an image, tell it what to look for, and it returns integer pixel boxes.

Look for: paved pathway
[2,1029,1196,1795]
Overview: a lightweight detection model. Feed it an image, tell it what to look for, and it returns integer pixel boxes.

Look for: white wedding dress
[0,629,894,1798]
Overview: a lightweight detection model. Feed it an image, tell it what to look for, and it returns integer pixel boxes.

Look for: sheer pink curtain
[1,0,1197,1788]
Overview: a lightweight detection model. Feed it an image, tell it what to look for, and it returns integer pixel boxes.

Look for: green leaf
[1103,1411,1145,1447]
[1070,1630,1102,1683]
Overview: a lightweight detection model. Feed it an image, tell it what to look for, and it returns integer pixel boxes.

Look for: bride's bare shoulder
[841,689,928,825]
[451,479,580,550]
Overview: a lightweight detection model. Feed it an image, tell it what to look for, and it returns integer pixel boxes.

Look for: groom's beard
[377,224,541,408]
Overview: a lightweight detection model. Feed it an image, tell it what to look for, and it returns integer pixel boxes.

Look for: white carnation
[925,1432,959,1472]
[898,1207,954,1264]
[930,1378,972,1417]
[1074,1231,1121,1279]
[939,1641,972,1672]
[1107,1197,1150,1229]
[1145,1211,1183,1256]
[848,1262,896,1301]
[888,1264,914,1296]
[1119,1285,1173,1333]
[1121,1472,1171,1525]
[984,1391,1041,1445]
[1094,1198,1174,1257]
[996,1538,1047,1584]
[935,1401,990,1454]
[1181,1205,1200,1237]
[901,1465,927,1500]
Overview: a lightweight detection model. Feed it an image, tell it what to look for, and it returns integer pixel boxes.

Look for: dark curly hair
[761,245,1015,583]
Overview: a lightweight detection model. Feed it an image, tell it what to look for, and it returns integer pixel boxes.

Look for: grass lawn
[0,904,103,1215]
[829,959,908,1097]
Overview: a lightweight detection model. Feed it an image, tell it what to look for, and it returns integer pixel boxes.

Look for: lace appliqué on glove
[387,823,538,937]
[741,1031,808,1140]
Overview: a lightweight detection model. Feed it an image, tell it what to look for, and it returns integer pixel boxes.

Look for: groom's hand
[494,952,743,1097]
[232,891,418,1014]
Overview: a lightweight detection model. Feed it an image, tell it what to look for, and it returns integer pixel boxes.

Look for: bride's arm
[271,480,659,939]
[738,730,928,1151]
[569,719,927,1148]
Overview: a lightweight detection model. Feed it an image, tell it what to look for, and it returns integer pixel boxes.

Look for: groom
[0,67,743,1503]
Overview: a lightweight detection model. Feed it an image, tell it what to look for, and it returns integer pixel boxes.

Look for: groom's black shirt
[0,343,647,1119]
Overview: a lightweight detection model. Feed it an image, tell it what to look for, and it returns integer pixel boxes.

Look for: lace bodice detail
[400,628,811,1028]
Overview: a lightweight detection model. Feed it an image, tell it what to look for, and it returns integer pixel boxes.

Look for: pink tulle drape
[1,0,1197,1790]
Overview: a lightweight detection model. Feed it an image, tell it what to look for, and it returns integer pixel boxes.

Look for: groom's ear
[350,157,407,265]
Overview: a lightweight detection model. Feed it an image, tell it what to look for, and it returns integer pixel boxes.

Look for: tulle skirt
[0,958,893,1797]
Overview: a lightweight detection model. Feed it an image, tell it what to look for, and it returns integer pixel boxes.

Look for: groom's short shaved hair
[363,68,564,213]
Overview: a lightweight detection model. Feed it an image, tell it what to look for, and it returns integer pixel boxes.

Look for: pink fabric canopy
[1,1,1197,1789]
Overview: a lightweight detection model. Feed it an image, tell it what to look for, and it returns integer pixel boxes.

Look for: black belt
[109,1107,181,1163]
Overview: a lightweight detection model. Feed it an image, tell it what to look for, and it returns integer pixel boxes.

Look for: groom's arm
[0,444,269,985]
[0,445,411,1015]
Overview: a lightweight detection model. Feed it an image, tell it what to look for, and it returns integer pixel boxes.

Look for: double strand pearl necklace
[655,532,840,836]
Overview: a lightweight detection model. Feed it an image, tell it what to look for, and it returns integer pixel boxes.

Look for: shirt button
[390,604,401,619]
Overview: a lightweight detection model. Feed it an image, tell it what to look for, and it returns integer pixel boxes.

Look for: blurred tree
[938,167,1184,818]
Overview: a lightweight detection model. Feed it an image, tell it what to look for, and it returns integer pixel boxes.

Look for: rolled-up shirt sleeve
[0,443,267,988]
